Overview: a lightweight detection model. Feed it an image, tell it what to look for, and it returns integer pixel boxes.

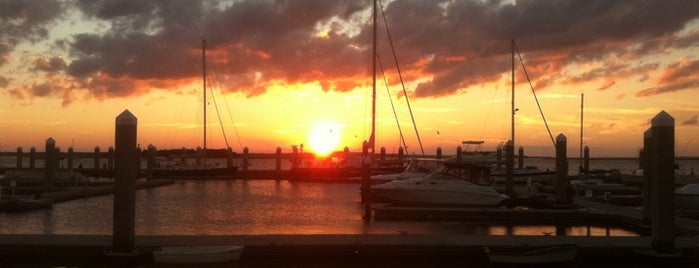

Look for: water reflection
[0,180,640,236]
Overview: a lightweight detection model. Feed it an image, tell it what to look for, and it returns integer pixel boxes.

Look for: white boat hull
[153,245,244,264]
[372,178,507,206]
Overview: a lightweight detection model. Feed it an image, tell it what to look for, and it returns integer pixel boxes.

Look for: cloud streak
[1,0,699,105]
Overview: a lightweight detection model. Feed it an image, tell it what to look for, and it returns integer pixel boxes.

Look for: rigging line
[379,0,425,156]
[479,84,499,140]
[378,53,409,154]
[209,58,244,151]
[513,41,556,148]
[206,74,231,150]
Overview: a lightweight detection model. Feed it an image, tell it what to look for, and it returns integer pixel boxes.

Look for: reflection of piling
[642,129,652,226]
[16,147,23,168]
[436,147,442,159]
[45,138,56,191]
[518,146,524,170]
[112,110,137,254]
[505,140,514,194]
[650,111,675,254]
[555,134,570,206]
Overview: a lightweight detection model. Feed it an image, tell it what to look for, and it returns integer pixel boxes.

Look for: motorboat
[371,158,508,206]
[152,245,244,264]
[675,183,699,210]
[369,158,443,184]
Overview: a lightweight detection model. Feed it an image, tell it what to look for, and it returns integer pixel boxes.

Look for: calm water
[2,155,697,236]
[0,179,638,236]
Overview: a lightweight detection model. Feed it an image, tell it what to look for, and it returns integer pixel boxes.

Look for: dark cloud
[3,0,699,105]
[0,0,64,65]
[681,114,698,126]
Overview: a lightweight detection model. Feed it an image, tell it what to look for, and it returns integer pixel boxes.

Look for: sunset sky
[1,0,698,157]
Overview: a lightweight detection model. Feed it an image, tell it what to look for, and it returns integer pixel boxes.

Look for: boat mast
[370,0,377,154]
[202,39,207,156]
[511,39,515,149]
[580,93,584,172]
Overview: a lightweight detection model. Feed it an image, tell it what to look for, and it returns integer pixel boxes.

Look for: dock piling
[45,137,56,190]
[112,110,138,254]
[16,147,23,168]
[243,147,249,171]
[436,147,442,159]
[146,144,156,180]
[650,111,675,254]
[517,146,524,170]
[29,147,36,169]
[67,147,74,171]
[555,134,570,206]
[94,146,100,170]
[505,140,514,194]
[108,147,115,170]
[583,146,590,174]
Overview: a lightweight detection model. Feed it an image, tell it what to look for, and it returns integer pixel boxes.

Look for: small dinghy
[152,245,244,264]
[485,244,577,263]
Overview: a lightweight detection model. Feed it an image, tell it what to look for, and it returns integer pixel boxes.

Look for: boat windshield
[428,164,492,186]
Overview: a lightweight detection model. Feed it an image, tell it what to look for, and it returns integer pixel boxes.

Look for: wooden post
[180,147,187,166]
[112,110,138,254]
[108,147,115,170]
[505,140,514,194]
[518,146,524,170]
[379,147,386,162]
[361,141,371,219]
[650,111,675,253]
[195,146,202,167]
[555,134,569,206]
[275,147,282,173]
[29,147,36,169]
[226,147,234,168]
[45,137,56,190]
[642,129,652,226]
[496,146,503,170]
[583,146,590,174]
[16,147,23,168]
[242,147,249,171]
[436,147,442,159]
[94,146,101,170]
[146,144,156,180]
[398,146,404,162]
[67,147,74,171]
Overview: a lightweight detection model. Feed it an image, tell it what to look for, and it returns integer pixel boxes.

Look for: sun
[308,121,342,156]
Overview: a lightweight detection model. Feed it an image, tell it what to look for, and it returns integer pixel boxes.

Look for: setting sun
[308,121,342,156]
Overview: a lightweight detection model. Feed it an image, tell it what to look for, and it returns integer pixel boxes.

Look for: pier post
[496,146,503,170]
[275,147,282,174]
[16,147,23,168]
[380,147,386,162]
[146,144,156,180]
[45,137,56,190]
[226,147,234,168]
[29,147,36,169]
[650,111,675,253]
[108,147,115,170]
[112,110,138,254]
[555,134,570,206]
[398,146,404,162]
[243,147,249,171]
[361,141,371,220]
[436,147,442,159]
[505,140,514,194]
[518,146,524,170]
[583,146,590,174]
[641,129,653,226]
[67,147,74,171]
[94,146,100,170]
[180,147,187,166]
[196,147,202,167]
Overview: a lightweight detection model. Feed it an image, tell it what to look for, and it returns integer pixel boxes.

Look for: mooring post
[108,147,115,170]
[505,140,514,194]
[398,146,404,162]
[642,129,653,226]
[380,147,386,162]
[45,137,56,191]
[361,141,371,220]
[29,147,36,169]
[555,134,569,206]
[67,147,74,171]
[436,147,442,159]
[16,147,23,168]
[112,110,138,254]
[275,147,282,176]
[146,144,156,180]
[243,147,249,171]
[496,146,503,170]
[195,146,202,167]
[226,147,234,168]
[518,146,524,170]
[180,147,187,166]
[650,111,675,253]
[94,146,100,170]
[583,146,590,174]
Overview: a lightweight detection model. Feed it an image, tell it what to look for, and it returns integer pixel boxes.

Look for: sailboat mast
[202,39,207,154]
[580,93,584,171]
[370,0,377,154]
[511,39,515,148]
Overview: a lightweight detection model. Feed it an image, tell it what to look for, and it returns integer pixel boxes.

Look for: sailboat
[151,39,238,179]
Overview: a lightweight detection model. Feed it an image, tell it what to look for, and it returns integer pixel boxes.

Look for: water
[0,180,638,236]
